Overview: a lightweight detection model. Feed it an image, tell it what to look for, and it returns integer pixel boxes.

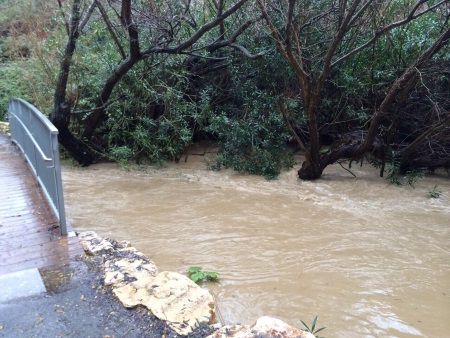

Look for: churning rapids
[62,154,449,338]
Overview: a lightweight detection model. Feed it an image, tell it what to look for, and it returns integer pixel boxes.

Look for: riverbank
[1,231,313,338]
[0,252,213,338]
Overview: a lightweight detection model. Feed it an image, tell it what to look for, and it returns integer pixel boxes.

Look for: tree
[50,0,256,165]
[257,0,449,180]
[50,0,97,165]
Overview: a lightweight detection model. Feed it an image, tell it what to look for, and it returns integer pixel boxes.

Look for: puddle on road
[39,264,77,294]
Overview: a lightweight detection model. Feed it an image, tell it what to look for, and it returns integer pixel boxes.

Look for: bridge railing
[7,98,67,235]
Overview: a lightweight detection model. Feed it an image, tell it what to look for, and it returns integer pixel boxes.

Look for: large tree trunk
[51,102,97,165]
[298,159,325,180]
[297,121,324,180]
[49,0,97,165]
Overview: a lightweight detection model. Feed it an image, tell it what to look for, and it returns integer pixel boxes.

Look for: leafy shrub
[95,55,201,165]
[373,149,424,187]
[202,58,295,179]
[0,62,31,120]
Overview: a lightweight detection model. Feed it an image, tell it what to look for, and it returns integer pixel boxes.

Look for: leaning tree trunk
[82,0,142,140]
[299,27,450,179]
[81,56,140,141]
[50,102,97,165]
[49,0,97,165]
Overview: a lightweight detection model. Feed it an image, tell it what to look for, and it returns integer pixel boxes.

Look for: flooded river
[62,156,450,337]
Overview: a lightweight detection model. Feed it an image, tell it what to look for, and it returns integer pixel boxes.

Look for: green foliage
[109,145,133,165]
[429,185,441,199]
[0,57,60,120]
[383,149,424,187]
[187,266,219,283]
[322,4,448,137]
[203,59,295,179]
[0,59,55,121]
[385,149,403,186]
[104,59,197,165]
[405,169,424,188]
[0,0,62,119]
[3,0,448,179]
[300,316,326,338]
[0,62,30,120]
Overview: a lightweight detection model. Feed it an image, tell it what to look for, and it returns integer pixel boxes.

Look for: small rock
[118,240,131,248]
[210,323,222,330]
[77,231,99,242]
[78,231,115,255]
[207,316,315,338]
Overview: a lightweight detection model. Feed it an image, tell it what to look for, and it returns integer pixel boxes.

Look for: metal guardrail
[7,98,67,235]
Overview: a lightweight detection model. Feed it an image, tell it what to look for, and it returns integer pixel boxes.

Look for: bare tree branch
[56,0,70,36]
[401,111,450,160]
[207,16,261,53]
[94,0,126,59]
[229,43,267,59]
[121,0,140,58]
[79,0,96,32]
[141,0,248,55]
[332,0,448,67]
[53,0,82,109]
[356,26,450,157]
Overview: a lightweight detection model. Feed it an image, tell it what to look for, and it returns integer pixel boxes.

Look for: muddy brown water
[62,156,450,338]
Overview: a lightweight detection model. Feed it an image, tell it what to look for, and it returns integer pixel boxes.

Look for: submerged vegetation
[429,185,442,198]
[0,0,449,180]
[187,266,219,283]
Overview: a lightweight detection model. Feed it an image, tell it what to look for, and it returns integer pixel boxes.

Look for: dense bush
[202,54,295,179]
[103,58,198,165]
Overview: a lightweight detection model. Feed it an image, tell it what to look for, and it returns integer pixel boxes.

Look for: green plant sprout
[187,266,219,283]
[429,185,441,198]
[300,316,326,338]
